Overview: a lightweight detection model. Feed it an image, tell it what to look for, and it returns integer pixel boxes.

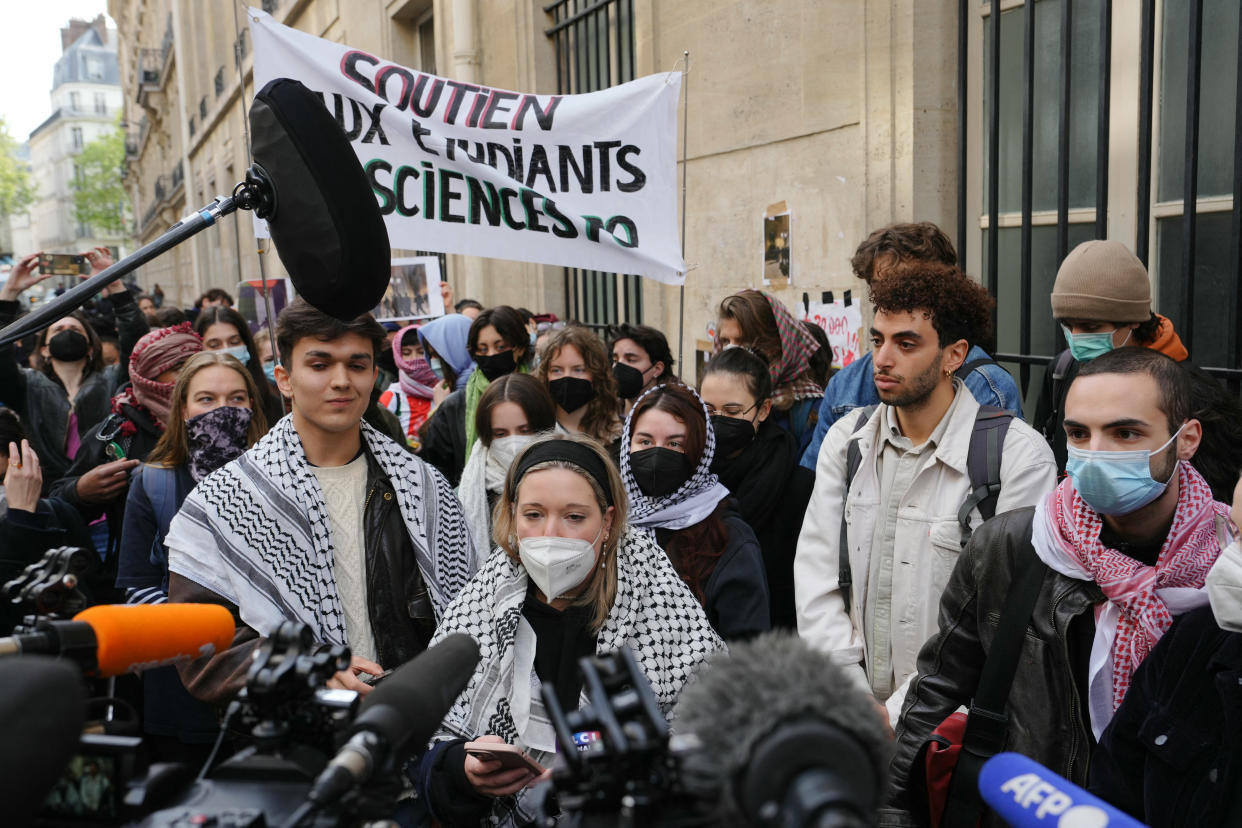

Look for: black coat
[1090,605,1242,827]
[417,388,467,486]
[0,497,97,635]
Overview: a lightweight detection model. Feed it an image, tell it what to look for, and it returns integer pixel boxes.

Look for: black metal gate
[965,0,1242,402]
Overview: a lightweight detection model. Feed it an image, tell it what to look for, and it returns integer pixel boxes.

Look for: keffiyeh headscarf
[715,291,822,405]
[166,416,480,645]
[620,383,731,535]
[392,324,437,400]
[1032,460,1228,735]
[113,323,203,430]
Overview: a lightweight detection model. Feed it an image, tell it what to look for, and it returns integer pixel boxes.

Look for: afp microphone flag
[249,9,686,285]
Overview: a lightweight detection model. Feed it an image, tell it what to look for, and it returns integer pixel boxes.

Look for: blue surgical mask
[262,360,276,383]
[1061,324,1132,363]
[221,344,251,367]
[529,330,538,348]
[429,357,445,380]
[1066,424,1185,515]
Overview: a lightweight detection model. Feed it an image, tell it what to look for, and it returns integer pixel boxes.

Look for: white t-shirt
[311,454,376,662]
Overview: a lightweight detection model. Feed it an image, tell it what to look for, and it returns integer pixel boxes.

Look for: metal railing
[545,0,641,328]
[966,0,1242,397]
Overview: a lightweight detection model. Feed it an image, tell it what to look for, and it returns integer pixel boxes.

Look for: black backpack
[837,404,1012,616]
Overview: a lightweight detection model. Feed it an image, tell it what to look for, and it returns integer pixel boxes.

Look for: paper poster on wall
[762,201,791,287]
[801,293,862,369]
[372,257,444,322]
[237,278,294,335]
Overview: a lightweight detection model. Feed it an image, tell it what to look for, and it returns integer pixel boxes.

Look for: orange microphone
[0,603,236,677]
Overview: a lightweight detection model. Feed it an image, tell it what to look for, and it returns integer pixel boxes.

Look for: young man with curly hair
[794,261,1055,723]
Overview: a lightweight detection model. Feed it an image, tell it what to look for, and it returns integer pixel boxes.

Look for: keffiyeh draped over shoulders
[620,383,731,534]
[166,416,479,645]
[431,527,724,752]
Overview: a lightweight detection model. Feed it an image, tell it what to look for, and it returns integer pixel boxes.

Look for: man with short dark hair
[454,298,483,319]
[795,262,1054,722]
[166,301,478,702]
[885,347,1230,826]
[608,323,676,410]
[799,223,1022,469]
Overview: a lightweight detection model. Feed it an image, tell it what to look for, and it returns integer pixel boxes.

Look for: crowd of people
[3,221,1242,827]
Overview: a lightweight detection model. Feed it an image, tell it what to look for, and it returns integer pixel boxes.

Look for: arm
[168,572,262,704]
[0,260,36,417]
[884,531,989,819]
[993,423,1057,515]
[794,411,865,672]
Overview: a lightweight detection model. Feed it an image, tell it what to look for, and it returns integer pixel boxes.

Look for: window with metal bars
[545,0,642,329]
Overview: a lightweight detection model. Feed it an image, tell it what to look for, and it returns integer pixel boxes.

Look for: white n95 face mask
[1207,538,1242,633]
[518,529,601,601]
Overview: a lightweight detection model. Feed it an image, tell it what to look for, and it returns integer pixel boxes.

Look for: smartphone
[360,668,393,686]
[39,253,90,276]
[464,741,547,774]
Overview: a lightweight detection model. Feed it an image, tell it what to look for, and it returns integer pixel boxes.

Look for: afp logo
[1000,773,1111,827]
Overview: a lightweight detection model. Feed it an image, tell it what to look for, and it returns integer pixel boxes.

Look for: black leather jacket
[881,507,1104,827]
[173,446,437,703]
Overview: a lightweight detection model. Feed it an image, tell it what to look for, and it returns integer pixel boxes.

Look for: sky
[1,1,114,142]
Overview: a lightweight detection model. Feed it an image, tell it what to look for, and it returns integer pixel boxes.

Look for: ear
[756,398,773,424]
[1176,419,1202,461]
[942,339,970,376]
[650,361,665,379]
[602,505,616,542]
[274,363,293,398]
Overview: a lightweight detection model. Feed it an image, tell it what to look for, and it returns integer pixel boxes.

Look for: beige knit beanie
[1050,240,1151,323]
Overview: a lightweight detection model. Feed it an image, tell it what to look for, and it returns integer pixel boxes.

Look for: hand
[432,380,452,407]
[326,655,384,696]
[4,441,42,513]
[463,735,541,797]
[439,280,453,309]
[74,458,141,504]
[80,248,122,295]
[0,253,51,301]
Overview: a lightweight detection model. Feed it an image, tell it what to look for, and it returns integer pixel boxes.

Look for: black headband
[510,439,615,506]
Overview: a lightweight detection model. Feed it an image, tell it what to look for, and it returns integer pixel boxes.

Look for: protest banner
[248,9,686,284]
[801,296,862,369]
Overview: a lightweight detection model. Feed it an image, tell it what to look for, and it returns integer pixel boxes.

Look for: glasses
[704,402,759,418]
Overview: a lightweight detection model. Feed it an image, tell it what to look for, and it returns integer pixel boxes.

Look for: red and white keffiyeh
[1036,461,1227,712]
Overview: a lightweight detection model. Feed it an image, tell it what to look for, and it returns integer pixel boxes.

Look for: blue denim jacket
[798,346,1024,469]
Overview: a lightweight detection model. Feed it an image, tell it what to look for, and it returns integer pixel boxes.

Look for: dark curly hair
[867,261,994,349]
[850,222,957,282]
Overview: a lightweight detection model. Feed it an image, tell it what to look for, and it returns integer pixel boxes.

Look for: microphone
[306,633,481,808]
[0,656,87,826]
[0,603,235,677]
[673,631,892,828]
[978,753,1147,827]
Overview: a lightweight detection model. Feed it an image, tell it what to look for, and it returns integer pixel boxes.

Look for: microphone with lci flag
[0,603,236,677]
[0,77,391,347]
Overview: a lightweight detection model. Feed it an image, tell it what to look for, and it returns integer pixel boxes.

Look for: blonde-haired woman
[414,435,723,826]
[535,325,622,448]
[116,351,268,763]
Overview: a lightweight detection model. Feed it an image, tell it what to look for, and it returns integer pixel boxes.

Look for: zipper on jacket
[1050,584,1085,782]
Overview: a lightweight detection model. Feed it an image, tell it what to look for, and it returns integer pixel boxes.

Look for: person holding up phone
[413,435,724,826]
[0,249,149,488]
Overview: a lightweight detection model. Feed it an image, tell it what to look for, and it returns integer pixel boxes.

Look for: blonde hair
[492,433,628,631]
[145,351,269,468]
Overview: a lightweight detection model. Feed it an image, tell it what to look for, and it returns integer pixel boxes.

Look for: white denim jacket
[794,384,1056,720]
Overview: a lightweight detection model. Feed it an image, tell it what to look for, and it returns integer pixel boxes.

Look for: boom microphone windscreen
[73,603,235,677]
[0,656,87,825]
[674,631,892,826]
[250,77,392,320]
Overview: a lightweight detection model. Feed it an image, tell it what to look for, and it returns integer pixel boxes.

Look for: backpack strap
[954,357,997,379]
[956,406,1013,547]
[839,405,876,617]
[1044,349,1077,440]
[942,545,1047,828]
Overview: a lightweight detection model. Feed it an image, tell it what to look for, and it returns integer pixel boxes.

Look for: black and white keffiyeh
[620,383,731,534]
[431,527,724,759]
[166,415,479,645]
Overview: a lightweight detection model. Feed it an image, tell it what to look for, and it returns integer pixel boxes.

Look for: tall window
[94,92,107,114]
[546,0,641,329]
[71,126,84,150]
[70,91,81,111]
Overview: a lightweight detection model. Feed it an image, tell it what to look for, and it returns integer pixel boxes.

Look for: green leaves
[0,118,35,218]
[72,119,130,237]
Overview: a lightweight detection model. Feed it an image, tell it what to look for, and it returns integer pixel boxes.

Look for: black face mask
[47,329,90,362]
[476,349,517,382]
[710,414,757,460]
[629,447,693,499]
[548,376,596,413]
[612,361,646,400]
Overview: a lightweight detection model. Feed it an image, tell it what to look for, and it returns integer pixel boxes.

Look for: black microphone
[305,633,481,808]
[673,632,892,828]
[0,656,87,825]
